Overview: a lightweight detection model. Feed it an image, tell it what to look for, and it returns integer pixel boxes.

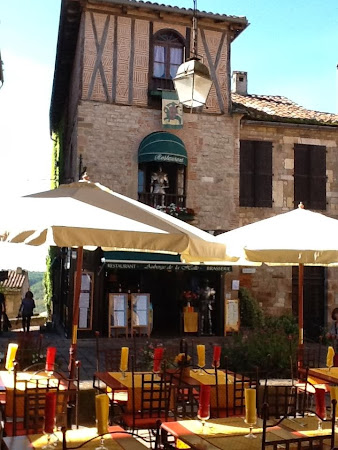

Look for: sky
[0,0,337,271]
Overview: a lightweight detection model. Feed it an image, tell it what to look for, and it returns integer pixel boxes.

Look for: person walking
[19,291,35,332]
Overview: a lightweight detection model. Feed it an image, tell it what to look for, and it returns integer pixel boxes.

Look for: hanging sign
[162,91,183,129]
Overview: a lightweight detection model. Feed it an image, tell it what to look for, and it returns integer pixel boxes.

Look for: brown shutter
[240,141,254,206]
[294,144,310,208]
[255,141,272,207]
[295,144,326,210]
[310,146,326,210]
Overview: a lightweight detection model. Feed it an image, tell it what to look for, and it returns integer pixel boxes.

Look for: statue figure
[198,279,215,335]
[150,166,169,206]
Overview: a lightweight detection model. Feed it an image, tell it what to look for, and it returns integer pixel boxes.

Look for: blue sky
[0,0,337,270]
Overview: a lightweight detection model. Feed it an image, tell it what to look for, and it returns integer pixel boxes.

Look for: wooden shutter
[255,141,272,207]
[294,144,309,208]
[294,144,326,210]
[240,141,254,206]
[310,146,326,210]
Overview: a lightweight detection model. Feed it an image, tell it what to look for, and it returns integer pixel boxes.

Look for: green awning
[103,251,181,262]
[138,132,187,166]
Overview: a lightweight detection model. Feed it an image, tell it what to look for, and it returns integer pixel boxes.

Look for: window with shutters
[239,140,273,207]
[294,144,326,210]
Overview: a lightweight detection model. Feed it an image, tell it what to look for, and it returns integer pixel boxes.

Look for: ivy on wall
[44,125,63,318]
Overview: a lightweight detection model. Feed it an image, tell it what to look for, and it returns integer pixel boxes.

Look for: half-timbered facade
[50,1,338,340]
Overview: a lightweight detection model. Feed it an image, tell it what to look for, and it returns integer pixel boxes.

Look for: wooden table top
[161,416,333,450]
[306,367,338,385]
[3,426,147,450]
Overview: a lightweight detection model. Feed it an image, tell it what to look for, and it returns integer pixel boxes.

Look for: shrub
[239,287,264,328]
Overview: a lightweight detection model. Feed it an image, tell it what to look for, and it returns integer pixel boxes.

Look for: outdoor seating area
[0,328,338,449]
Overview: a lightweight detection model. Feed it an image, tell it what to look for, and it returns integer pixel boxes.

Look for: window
[294,144,326,210]
[240,140,272,207]
[150,30,185,95]
[153,30,184,79]
[138,162,186,208]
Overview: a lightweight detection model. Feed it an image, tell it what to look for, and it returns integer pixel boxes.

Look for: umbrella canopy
[215,205,338,265]
[215,204,338,346]
[2,180,234,263]
[1,180,235,376]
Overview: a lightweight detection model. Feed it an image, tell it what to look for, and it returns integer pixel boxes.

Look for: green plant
[138,341,154,371]
[238,287,264,328]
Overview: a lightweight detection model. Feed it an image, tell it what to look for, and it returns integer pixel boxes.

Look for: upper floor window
[153,30,184,80]
[240,140,273,207]
[294,144,326,210]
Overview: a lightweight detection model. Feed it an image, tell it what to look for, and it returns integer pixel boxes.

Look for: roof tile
[232,93,338,126]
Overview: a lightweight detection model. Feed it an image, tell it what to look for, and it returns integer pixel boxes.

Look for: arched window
[153,30,184,80]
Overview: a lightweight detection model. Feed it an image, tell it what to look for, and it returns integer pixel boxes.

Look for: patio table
[0,370,74,417]
[93,371,175,411]
[3,425,147,450]
[161,415,333,450]
[306,367,338,386]
[172,368,245,408]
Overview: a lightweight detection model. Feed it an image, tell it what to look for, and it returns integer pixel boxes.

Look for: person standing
[0,292,5,334]
[19,291,35,332]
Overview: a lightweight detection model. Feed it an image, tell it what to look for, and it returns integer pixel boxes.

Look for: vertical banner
[162,91,183,129]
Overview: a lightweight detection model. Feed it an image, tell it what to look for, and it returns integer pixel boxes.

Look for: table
[173,369,246,409]
[161,416,334,450]
[3,426,147,450]
[94,371,175,411]
[0,370,75,416]
[307,367,338,385]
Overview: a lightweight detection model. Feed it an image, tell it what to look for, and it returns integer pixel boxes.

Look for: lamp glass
[173,59,212,108]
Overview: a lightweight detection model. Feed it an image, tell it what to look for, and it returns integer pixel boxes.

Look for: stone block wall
[77,101,240,231]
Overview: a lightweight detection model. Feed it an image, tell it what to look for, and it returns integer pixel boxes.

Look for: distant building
[0,269,29,318]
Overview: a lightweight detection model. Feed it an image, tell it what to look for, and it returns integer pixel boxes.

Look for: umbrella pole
[298,263,304,367]
[68,246,83,379]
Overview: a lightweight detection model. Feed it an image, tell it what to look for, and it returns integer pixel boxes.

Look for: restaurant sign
[154,153,185,164]
[106,262,232,272]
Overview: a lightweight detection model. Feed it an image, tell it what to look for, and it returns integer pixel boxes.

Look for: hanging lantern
[173,58,212,108]
[173,0,212,109]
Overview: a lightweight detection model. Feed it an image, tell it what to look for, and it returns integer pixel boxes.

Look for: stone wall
[77,101,240,231]
[227,120,338,325]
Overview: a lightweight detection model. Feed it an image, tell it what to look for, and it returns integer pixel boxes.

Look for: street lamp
[173,0,212,108]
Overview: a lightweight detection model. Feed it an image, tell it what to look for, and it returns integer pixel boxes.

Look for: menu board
[131,293,150,337]
[76,271,93,330]
[109,293,128,337]
[224,298,240,334]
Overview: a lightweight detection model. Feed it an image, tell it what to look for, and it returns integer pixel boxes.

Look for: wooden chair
[121,357,175,448]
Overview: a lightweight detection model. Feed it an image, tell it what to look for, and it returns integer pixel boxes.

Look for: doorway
[292,266,326,341]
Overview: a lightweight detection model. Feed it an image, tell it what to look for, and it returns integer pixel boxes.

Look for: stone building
[230,71,338,339]
[50,0,338,340]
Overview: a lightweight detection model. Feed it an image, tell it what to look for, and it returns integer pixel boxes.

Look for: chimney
[232,71,248,95]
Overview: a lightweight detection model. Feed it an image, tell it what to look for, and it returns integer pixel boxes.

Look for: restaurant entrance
[104,259,230,338]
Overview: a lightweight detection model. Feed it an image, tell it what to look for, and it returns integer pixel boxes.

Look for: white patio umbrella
[215,203,338,346]
[1,180,235,375]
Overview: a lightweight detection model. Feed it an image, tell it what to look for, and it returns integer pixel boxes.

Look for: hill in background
[28,272,45,314]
